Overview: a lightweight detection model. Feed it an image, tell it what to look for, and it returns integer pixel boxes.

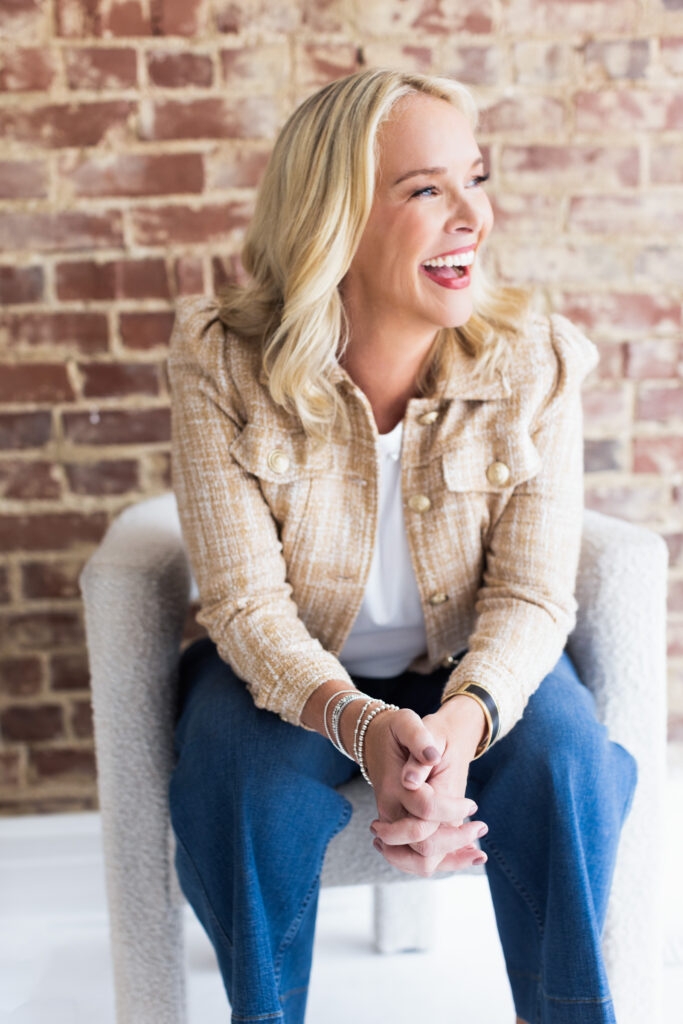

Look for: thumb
[391,714,443,789]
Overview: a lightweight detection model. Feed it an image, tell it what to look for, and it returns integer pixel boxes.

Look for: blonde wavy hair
[216,67,533,442]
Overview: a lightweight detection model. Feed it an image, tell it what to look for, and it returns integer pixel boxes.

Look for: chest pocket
[442,432,541,493]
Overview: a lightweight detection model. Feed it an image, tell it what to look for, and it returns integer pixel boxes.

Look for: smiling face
[341,92,493,343]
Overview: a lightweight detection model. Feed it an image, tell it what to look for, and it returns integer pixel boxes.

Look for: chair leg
[372,882,436,953]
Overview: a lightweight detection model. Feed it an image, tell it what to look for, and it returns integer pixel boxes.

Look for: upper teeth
[423,251,475,268]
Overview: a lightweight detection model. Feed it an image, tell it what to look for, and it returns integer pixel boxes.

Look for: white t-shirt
[338,420,428,678]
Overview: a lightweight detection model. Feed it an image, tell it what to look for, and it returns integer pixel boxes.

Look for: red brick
[0,47,55,91]
[212,252,249,292]
[0,512,107,551]
[0,312,109,354]
[302,0,346,32]
[583,39,650,80]
[29,747,96,783]
[80,361,160,398]
[665,532,683,567]
[56,259,169,301]
[360,43,435,74]
[214,0,300,33]
[55,0,104,37]
[146,97,280,141]
[0,704,64,742]
[297,43,360,89]
[0,160,48,199]
[501,0,639,33]
[556,293,681,332]
[592,342,625,380]
[636,385,683,421]
[220,44,290,88]
[489,194,561,233]
[0,751,23,788]
[149,0,204,35]
[443,45,502,85]
[513,41,570,83]
[0,566,9,603]
[355,0,493,34]
[0,0,44,41]
[584,439,625,472]
[670,579,683,614]
[0,265,44,304]
[62,408,171,445]
[575,89,683,132]
[131,201,252,246]
[651,144,683,184]
[584,481,670,523]
[71,699,94,738]
[494,241,624,286]
[569,194,683,235]
[0,412,51,450]
[625,338,681,379]
[633,436,683,473]
[208,146,270,189]
[0,364,75,403]
[49,652,90,692]
[64,46,137,89]
[174,257,205,295]
[0,610,86,650]
[668,620,683,658]
[634,247,683,284]
[21,560,84,600]
[501,145,639,189]
[668,713,683,743]
[0,212,124,254]
[59,151,204,199]
[65,458,139,495]
[583,385,632,431]
[147,50,214,88]
[481,95,565,134]
[0,460,61,500]
[661,37,683,76]
[119,311,174,350]
[105,0,151,36]
[0,101,137,148]
[0,656,42,697]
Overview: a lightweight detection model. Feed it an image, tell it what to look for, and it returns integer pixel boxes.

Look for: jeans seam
[273,796,353,990]
[485,838,545,938]
[231,1012,284,1022]
[172,826,235,953]
[507,971,614,1007]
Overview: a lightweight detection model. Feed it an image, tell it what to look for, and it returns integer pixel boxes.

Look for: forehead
[376,94,477,179]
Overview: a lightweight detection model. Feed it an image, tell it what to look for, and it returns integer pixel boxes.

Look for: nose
[443,190,485,237]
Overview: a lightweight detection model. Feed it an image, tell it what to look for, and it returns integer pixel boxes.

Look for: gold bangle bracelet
[440,689,492,759]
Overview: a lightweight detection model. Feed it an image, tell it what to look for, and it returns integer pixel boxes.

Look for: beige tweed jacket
[168,296,599,745]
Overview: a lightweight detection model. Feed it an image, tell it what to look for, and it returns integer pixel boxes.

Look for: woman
[167,68,637,1024]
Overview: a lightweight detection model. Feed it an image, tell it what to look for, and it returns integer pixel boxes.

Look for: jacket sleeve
[441,313,600,742]
[167,297,353,728]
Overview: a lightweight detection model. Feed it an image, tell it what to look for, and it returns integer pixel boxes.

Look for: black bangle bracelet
[457,683,500,747]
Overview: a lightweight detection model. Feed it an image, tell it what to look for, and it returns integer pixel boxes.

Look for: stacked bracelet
[354,700,400,785]
[322,690,400,783]
[441,682,500,759]
[323,690,358,760]
[330,692,367,760]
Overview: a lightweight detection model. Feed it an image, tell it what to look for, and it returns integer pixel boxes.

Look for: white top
[338,420,428,678]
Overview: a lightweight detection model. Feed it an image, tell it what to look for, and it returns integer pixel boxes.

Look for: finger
[399,780,475,825]
[372,837,443,878]
[436,844,488,872]
[371,815,440,847]
[408,819,489,860]
[390,709,443,768]
[401,753,434,791]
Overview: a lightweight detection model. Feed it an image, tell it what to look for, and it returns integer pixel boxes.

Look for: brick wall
[1,0,682,814]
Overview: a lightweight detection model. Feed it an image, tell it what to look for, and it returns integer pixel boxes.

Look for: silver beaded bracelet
[355,701,400,786]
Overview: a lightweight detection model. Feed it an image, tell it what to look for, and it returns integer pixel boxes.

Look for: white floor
[1,777,682,1024]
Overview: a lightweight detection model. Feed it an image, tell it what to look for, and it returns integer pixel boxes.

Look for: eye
[466,173,490,188]
[411,185,439,199]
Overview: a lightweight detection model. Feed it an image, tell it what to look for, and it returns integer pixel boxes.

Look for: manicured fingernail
[423,746,439,761]
[473,854,487,865]
[476,823,488,838]
[370,824,378,836]
[373,837,383,851]
[468,803,478,817]
[405,771,418,784]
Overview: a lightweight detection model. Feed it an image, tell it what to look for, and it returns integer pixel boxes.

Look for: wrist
[436,694,488,759]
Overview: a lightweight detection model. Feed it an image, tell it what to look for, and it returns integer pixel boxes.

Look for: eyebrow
[392,156,485,186]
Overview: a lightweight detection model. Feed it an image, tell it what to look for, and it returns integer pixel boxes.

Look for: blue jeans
[168,637,637,1024]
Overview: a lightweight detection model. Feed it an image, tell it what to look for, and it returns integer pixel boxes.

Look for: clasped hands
[363,701,489,878]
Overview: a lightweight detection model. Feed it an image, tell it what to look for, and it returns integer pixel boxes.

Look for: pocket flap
[442,435,541,492]
[229,423,331,483]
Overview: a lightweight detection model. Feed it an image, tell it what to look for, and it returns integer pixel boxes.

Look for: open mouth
[420,249,475,290]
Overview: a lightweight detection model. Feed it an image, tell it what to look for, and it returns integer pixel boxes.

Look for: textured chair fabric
[80,492,668,1024]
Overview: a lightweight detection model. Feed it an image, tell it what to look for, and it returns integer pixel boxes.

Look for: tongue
[425,264,465,278]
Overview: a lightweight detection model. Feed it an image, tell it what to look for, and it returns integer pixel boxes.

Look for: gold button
[418,410,439,426]
[486,460,510,486]
[408,493,431,513]
[267,449,290,474]
[429,592,449,606]
[441,654,456,668]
